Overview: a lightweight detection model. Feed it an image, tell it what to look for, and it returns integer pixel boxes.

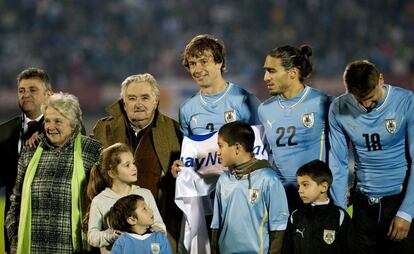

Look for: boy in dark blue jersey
[329,60,414,253]
[282,160,354,254]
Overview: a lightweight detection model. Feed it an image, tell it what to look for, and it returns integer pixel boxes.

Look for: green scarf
[17,133,88,253]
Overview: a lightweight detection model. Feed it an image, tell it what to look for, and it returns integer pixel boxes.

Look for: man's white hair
[120,73,160,100]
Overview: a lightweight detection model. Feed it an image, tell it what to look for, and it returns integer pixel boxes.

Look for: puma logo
[295,228,305,238]
[267,120,275,129]
[191,116,198,124]
[346,123,357,130]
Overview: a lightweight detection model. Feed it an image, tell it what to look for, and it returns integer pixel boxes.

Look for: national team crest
[385,119,397,134]
[323,229,336,244]
[224,110,237,123]
[302,113,314,128]
[151,243,160,254]
[249,189,260,204]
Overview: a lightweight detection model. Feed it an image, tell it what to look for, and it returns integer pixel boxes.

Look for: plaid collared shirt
[6,132,102,254]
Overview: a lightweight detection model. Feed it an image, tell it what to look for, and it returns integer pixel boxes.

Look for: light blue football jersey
[179,83,261,136]
[258,86,333,186]
[329,85,414,217]
[211,167,289,254]
[111,232,172,254]
[175,126,268,252]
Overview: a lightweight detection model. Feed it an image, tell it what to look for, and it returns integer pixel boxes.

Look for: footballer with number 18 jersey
[329,84,414,216]
[329,60,414,253]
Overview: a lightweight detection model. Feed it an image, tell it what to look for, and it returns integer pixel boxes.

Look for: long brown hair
[268,44,313,83]
[82,142,131,232]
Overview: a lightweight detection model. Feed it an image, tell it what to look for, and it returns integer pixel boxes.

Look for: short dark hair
[343,60,380,98]
[17,67,52,91]
[183,34,226,73]
[218,121,254,153]
[296,160,333,188]
[109,194,144,233]
[268,44,313,82]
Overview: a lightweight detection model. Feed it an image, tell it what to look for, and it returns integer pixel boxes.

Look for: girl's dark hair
[268,44,313,82]
[109,194,144,233]
[82,143,131,232]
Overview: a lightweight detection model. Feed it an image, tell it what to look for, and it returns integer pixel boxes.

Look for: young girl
[109,194,173,254]
[85,143,166,253]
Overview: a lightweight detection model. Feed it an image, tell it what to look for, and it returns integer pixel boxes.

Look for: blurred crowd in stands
[0,0,413,117]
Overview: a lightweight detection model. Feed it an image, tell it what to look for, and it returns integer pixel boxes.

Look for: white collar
[130,119,153,135]
[277,86,310,109]
[128,232,152,240]
[199,83,232,106]
[311,198,330,206]
[24,114,43,126]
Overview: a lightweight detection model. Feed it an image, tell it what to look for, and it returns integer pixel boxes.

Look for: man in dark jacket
[92,73,182,253]
[0,67,53,252]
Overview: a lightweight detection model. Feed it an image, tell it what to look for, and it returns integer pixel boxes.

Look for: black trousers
[353,191,414,254]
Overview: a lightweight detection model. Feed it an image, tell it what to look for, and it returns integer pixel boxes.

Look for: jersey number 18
[362,133,382,151]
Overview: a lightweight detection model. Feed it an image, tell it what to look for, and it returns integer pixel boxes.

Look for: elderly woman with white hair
[6,92,103,254]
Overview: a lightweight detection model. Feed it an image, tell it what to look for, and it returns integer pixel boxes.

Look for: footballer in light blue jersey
[175,34,262,252]
[211,167,289,254]
[259,86,332,185]
[260,45,333,211]
[329,60,414,252]
[179,82,260,136]
[329,84,414,215]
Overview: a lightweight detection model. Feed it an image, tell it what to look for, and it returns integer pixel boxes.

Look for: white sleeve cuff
[396,211,412,223]
[275,223,287,231]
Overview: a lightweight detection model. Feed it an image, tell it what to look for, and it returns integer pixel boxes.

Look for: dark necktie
[23,120,42,141]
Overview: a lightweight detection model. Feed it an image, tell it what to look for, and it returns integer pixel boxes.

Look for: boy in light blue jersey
[109,195,173,254]
[178,34,260,136]
[329,60,414,253]
[259,45,333,212]
[211,121,288,254]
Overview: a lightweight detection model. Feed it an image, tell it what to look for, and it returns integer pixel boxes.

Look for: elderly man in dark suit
[0,67,53,252]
